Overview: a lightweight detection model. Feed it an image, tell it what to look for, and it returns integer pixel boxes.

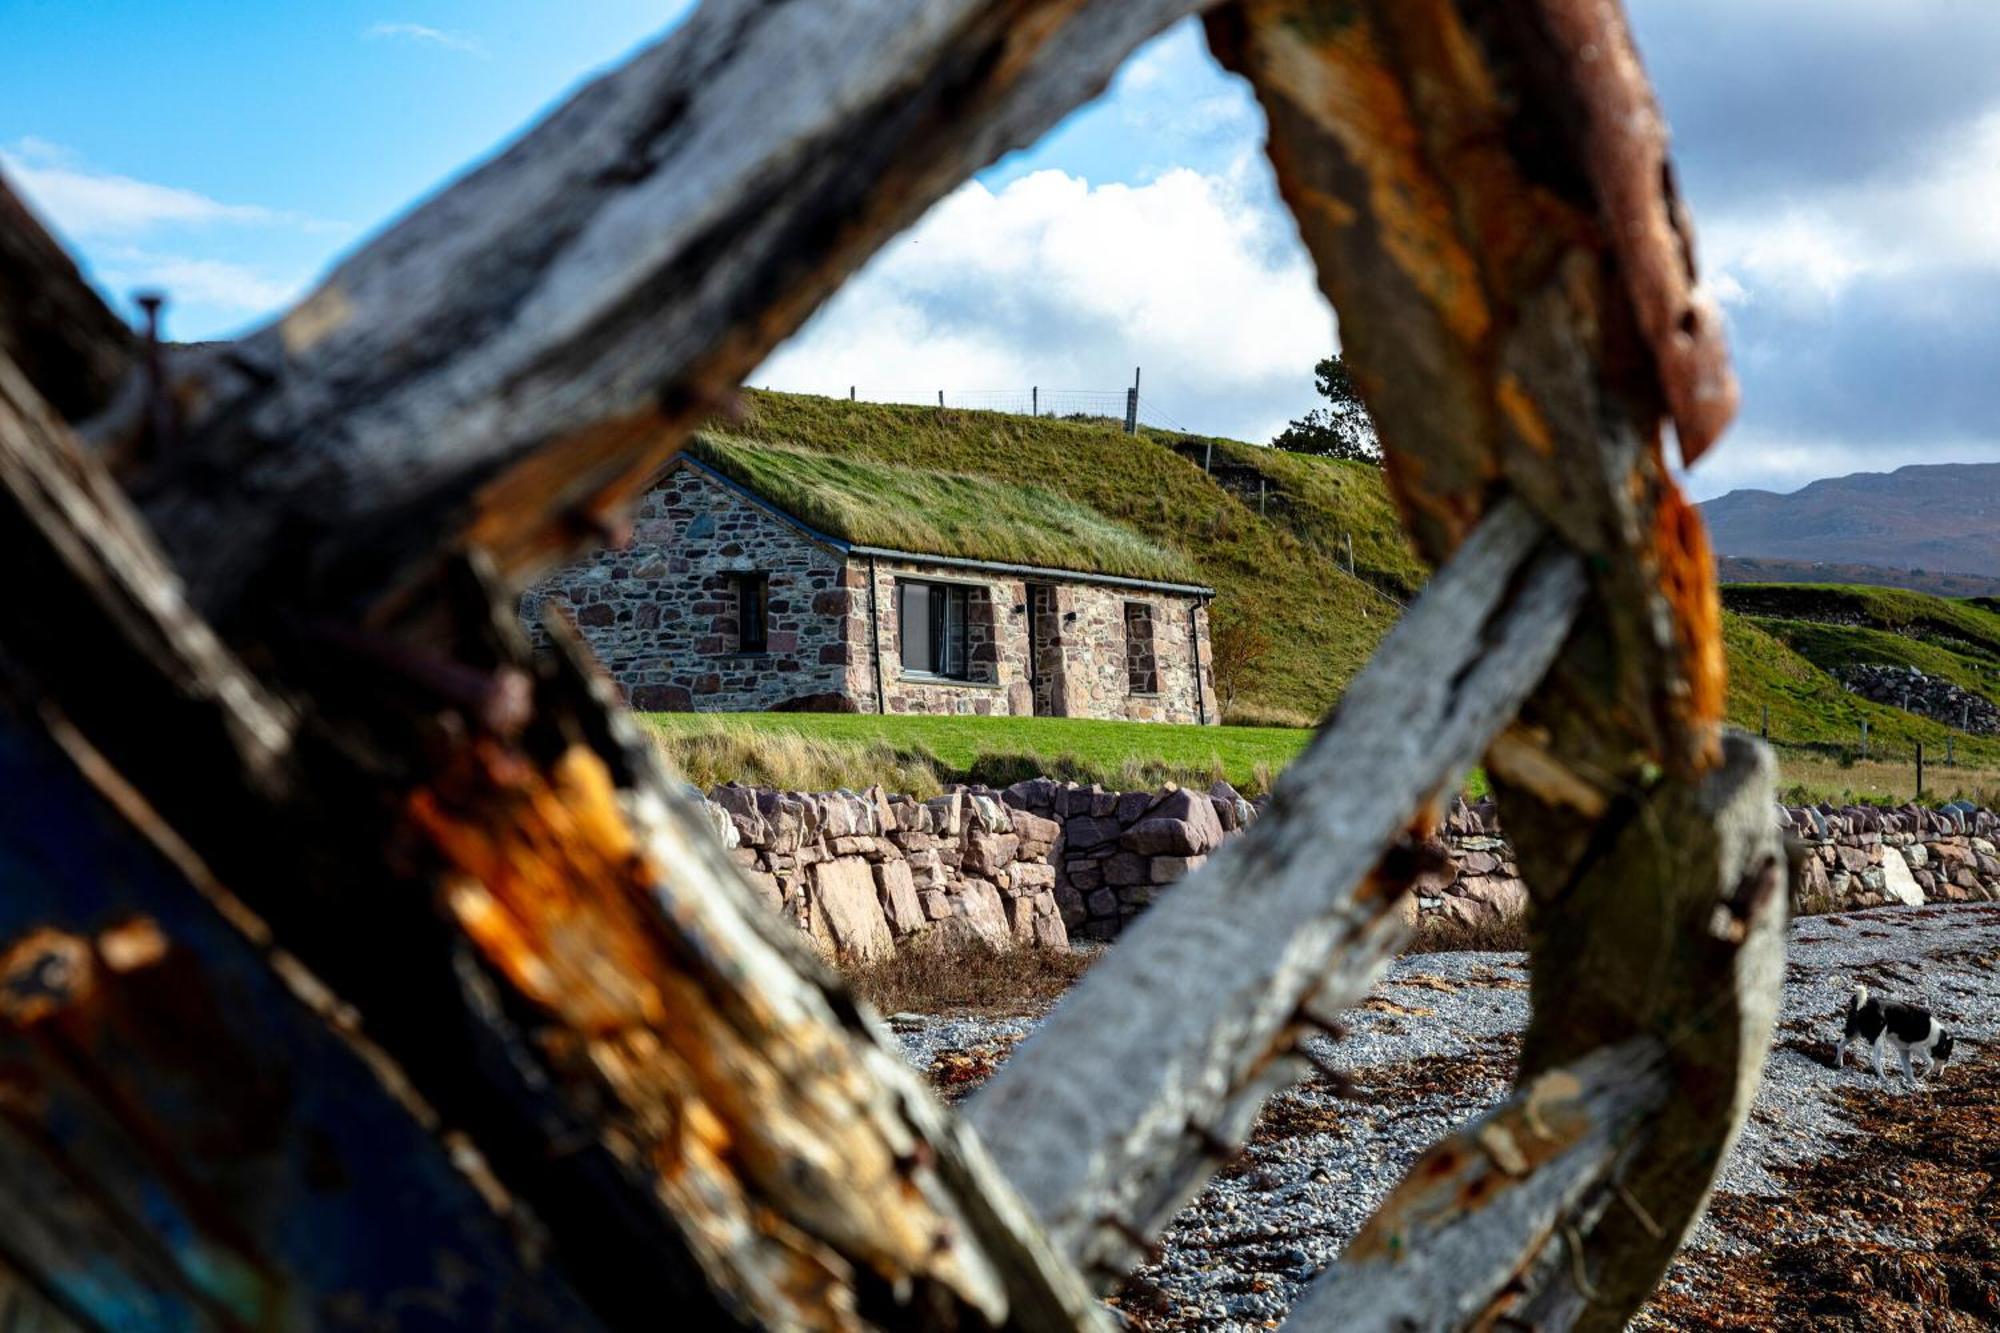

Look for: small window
[899,580,970,679]
[733,572,769,652]
[1124,601,1158,694]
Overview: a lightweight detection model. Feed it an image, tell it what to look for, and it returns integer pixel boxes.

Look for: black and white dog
[1835,983,1955,1082]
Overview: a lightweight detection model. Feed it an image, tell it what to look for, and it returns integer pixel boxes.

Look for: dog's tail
[1849,982,1869,1014]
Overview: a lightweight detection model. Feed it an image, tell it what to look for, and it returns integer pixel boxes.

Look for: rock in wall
[693,780,2000,962]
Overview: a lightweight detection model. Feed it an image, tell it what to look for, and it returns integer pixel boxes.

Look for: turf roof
[687,434,1194,585]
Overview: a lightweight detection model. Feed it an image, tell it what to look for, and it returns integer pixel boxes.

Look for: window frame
[897,578,974,682]
[1124,599,1160,696]
[731,571,770,654]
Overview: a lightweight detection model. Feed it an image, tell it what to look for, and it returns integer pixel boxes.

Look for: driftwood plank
[1210,6,1776,1322]
[1290,731,1783,1330]
[1505,733,1787,1329]
[968,501,1585,1280]
[1207,0,1731,789]
[0,178,134,425]
[0,703,610,1333]
[1283,1039,1668,1331]
[126,0,1214,625]
[0,352,1105,1331]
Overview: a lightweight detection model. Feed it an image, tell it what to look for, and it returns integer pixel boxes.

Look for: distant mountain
[1716,557,2000,600]
[1700,461,2000,577]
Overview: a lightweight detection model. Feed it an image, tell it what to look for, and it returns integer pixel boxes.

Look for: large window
[1124,601,1158,694]
[732,572,768,652]
[899,580,970,679]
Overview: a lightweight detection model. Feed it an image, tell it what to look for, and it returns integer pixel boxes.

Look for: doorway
[1026,583,1061,717]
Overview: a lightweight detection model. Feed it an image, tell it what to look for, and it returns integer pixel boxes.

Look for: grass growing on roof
[725,391,1401,719]
[691,435,1189,583]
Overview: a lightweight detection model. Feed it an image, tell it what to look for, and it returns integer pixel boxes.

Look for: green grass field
[643,711,1317,797]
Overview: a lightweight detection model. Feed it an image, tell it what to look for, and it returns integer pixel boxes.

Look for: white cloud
[363,22,485,55]
[0,138,309,238]
[755,158,1335,443]
[1702,107,2000,311]
[91,247,303,314]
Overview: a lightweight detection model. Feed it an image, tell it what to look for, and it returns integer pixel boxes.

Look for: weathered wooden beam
[0,176,135,425]
[122,0,1215,629]
[1283,736,1784,1331]
[1211,6,1775,1324]
[1206,0,1732,787]
[1282,1039,1669,1331]
[0,701,611,1333]
[0,353,1106,1330]
[968,501,1586,1281]
[1502,733,1786,1330]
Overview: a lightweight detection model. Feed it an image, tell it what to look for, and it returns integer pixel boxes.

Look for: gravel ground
[891,903,2000,1330]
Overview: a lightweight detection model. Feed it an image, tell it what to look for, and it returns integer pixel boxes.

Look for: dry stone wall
[695,782,1068,962]
[1836,663,2000,736]
[691,780,2000,962]
[1780,798,2000,910]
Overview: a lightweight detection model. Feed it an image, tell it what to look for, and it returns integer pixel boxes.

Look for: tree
[1272,353,1380,462]
[1209,614,1272,717]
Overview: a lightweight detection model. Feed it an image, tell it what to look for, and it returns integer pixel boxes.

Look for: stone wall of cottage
[521,464,852,711]
[841,558,1216,724]
[690,779,2000,962]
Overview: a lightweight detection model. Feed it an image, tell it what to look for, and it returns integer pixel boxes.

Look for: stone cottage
[523,443,1217,722]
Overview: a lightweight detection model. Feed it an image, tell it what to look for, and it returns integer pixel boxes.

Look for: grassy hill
[727,392,1415,722]
[1721,588,2000,801]
[661,393,2000,803]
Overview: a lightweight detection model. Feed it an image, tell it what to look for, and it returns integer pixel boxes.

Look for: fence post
[1259,477,1267,516]
[1917,741,1925,799]
[1203,440,1212,474]
[938,389,944,409]
[849,385,856,401]
[1124,366,1141,434]
[1032,385,1038,417]
[1760,703,1769,740]
[1344,531,1356,576]
[1860,718,1869,759]
[1948,735,1956,766]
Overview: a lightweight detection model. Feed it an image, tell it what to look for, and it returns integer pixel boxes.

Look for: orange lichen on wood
[1255,1,1491,349]
[1652,483,1726,750]
[1343,1065,1595,1264]
[405,738,1002,1330]
[1537,0,1739,464]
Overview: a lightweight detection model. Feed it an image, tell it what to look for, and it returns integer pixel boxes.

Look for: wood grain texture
[0,177,135,424]
[1505,733,1786,1331]
[1206,0,1729,785]
[1283,1039,1669,1331]
[969,502,1586,1281]
[1209,6,1778,1327]
[0,704,611,1333]
[0,354,1104,1331]
[129,0,1214,628]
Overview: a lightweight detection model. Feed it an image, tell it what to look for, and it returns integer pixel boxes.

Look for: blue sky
[5,2,1996,500]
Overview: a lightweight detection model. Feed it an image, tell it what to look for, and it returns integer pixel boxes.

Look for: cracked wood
[968,501,1586,1281]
